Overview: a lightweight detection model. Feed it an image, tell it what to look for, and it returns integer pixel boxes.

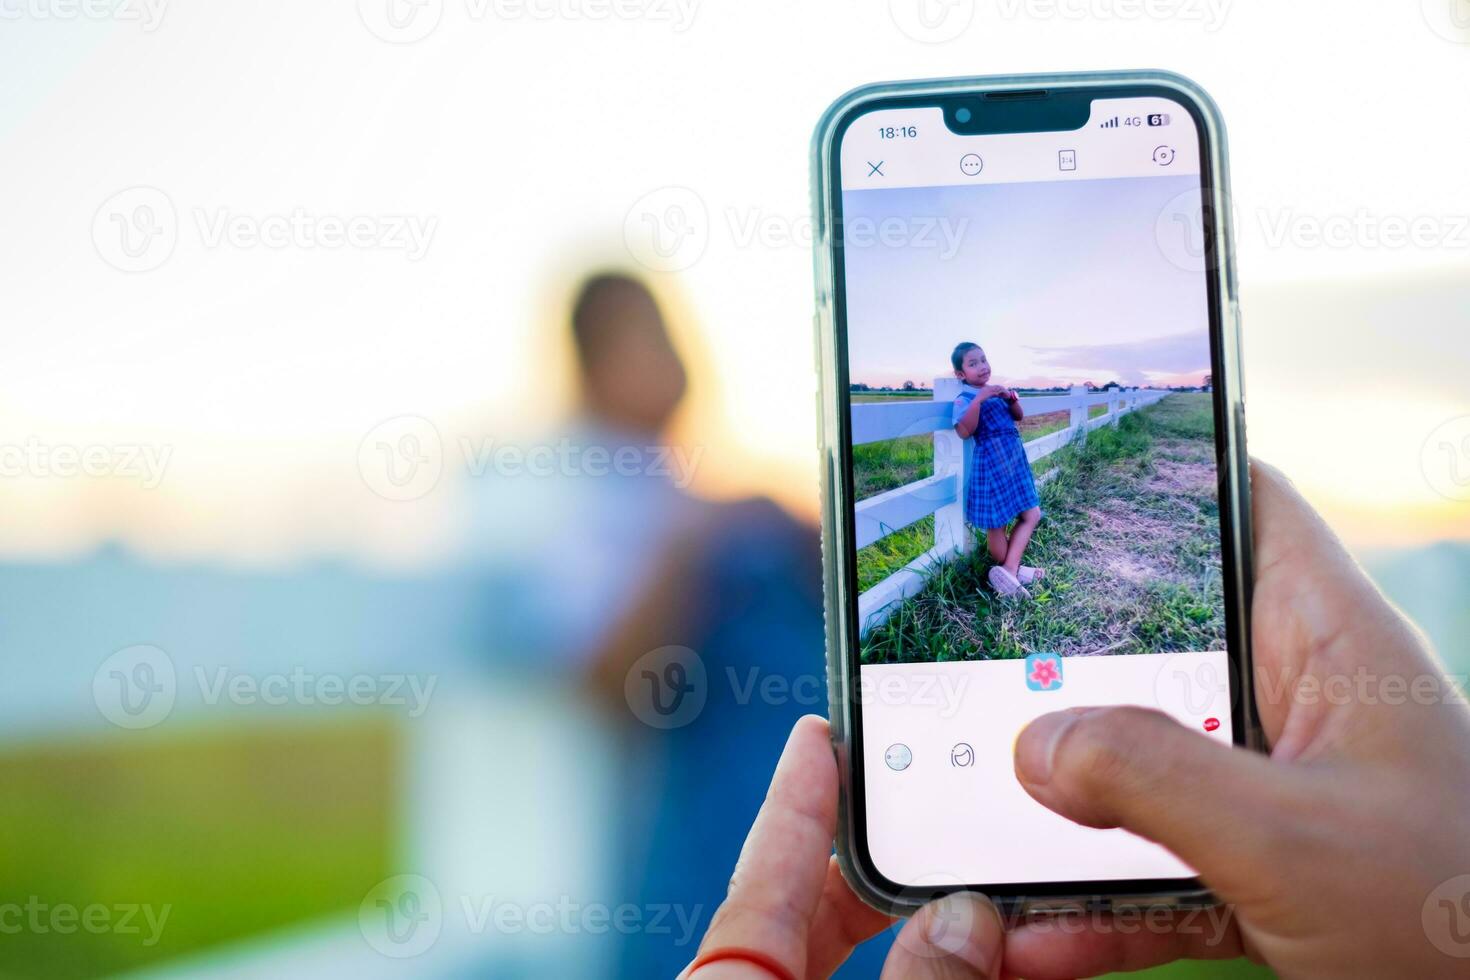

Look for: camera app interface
[838,97,1234,887]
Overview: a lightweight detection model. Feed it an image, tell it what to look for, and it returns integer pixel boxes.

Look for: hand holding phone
[688,464,1470,978]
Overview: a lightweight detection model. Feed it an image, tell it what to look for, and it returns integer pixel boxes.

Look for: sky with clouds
[842,175,1211,389]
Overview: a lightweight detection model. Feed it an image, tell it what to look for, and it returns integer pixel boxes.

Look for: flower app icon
[1025,653,1063,692]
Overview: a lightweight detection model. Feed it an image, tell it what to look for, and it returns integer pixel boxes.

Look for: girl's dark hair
[951,342,981,372]
[570,272,662,367]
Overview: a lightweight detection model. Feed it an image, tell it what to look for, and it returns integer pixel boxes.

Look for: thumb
[1014,705,1298,899]
[881,893,1005,979]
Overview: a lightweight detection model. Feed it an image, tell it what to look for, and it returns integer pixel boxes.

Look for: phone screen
[833,92,1242,893]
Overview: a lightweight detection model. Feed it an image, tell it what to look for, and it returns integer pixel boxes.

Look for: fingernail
[921,893,1005,977]
[1014,708,1090,786]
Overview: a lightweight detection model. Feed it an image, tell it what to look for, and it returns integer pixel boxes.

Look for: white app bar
[861,650,1232,887]
[840,98,1199,193]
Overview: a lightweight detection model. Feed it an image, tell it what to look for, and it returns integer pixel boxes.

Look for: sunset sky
[0,1,1466,562]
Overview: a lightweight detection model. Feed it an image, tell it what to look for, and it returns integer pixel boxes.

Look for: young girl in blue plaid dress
[950,342,1043,599]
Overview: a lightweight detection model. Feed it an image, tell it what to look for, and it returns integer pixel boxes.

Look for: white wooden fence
[855,378,1171,635]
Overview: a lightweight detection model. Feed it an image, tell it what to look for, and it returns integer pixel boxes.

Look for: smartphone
[811,71,1260,915]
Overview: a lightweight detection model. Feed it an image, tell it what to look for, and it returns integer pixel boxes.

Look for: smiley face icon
[959,153,983,176]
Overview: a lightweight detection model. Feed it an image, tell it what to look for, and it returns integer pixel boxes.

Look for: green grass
[857,515,936,591]
[0,717,398,979]
[1108,960,1276,980]
[854,434,935,499]
[861,394,1224,662]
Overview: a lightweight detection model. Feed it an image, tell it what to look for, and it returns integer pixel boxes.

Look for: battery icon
[1148,113,1171,127]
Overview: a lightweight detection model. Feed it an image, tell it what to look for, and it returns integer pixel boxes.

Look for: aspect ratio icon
[959,153,983,176]
[1058,149,1077,171]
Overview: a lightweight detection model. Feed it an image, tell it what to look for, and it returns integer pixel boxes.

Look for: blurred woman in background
[549,272,891,976]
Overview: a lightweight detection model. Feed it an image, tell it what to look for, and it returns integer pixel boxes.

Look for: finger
[805,857,895,978]
[879,892,1005,979]
[1014,705,1305,903]
[686,715,839,979]
[1251,458,1429,675]
[1249,459,1363,609]
[1003,907,1247,979]
[1248,459,1439,756]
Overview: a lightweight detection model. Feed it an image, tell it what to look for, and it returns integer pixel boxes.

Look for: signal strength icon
[1100,116,1120,129]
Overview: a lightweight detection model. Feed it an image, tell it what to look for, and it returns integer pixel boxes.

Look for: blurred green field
[1110,959,1274,980]
[0,717,398,979]
[0,712,1277,979]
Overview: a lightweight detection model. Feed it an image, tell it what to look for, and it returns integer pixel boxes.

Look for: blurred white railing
[854,378,1170,635]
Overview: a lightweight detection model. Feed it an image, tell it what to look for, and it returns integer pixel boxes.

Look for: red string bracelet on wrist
[687,947,799,980]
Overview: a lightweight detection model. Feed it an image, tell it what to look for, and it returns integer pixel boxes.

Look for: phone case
[809,70,1261,917]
